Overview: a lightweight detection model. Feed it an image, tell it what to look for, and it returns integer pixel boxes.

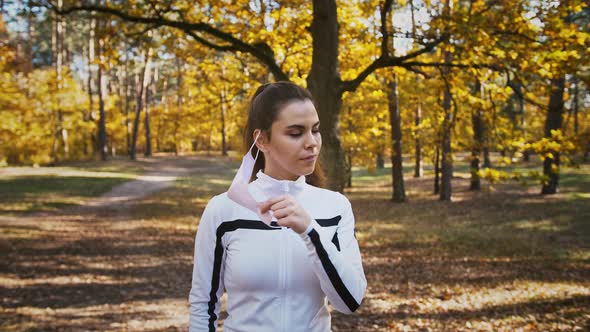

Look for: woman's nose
[304,131,319,148]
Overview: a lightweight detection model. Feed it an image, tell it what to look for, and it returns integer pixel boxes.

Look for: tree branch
[44,2,289,81]
[340,35,448,93]
[380,0,394,56]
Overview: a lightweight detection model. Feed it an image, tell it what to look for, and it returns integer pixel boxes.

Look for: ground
[0,154,588,331]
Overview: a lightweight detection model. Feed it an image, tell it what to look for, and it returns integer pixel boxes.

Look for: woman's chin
[301,165,316,176]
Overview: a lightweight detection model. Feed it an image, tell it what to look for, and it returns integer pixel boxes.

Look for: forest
[1,1,589,331]
[1,0,587,196]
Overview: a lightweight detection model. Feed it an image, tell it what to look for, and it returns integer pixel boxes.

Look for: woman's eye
[288,129,319,137]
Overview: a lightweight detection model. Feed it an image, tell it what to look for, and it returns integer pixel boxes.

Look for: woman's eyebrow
[285,121,320,130]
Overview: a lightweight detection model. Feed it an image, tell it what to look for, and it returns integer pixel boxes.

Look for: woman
[189,81,366,332]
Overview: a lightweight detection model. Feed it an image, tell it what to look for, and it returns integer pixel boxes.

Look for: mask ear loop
[250,131,262,161]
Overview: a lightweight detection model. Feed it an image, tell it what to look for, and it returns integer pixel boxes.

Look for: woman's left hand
[259,195,311,234]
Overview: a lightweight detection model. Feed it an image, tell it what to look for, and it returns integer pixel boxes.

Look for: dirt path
[83,157,199,209]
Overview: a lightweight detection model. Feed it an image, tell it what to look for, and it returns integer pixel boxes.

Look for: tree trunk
[414,102,423,178]
[345,152,352,188]
[220,88,228,156]
[85,14,96,158]
[207,127,213,156]
[572,76,579,136]
[307,0,345,192]
[483,147,492,167]
[485,87,495,167]
[51,0,68,161]
[511,80,529,162]
[541,76,565,195]
[434,145,440,195]
[130,47,151,160]
[345,105,353,188]
[439,0,453,201]
[125,51,132,155]
[116,51,128,155]
[410,0,423,180]
[470,80,483,191]
[156,80,167,152]
[143,63,157,157]
[144,62,155,157]
[174,57,183,155]
[388,74,406,202]
[439,51,453,201]
[97,19,107,161]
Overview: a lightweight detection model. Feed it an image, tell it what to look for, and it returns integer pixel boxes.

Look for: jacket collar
[252,169,306,197]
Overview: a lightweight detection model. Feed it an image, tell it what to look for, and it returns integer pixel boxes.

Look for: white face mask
[227,131,273,225]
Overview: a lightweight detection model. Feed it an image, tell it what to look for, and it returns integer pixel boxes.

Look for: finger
[276,216,291,228]
[272,206,294,219]
[259,195,288,213]
[270,199,291,212]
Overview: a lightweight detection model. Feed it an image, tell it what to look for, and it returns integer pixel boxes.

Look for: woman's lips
[301,155,317,162]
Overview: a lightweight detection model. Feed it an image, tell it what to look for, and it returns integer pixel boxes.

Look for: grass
[349,155,590,261]
[0,160,142,214]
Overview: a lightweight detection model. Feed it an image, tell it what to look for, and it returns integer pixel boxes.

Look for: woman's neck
[262,165,299,181]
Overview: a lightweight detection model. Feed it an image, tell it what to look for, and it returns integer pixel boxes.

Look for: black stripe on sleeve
[307,229,360,312]
[207,219,280,331]
[316,215,341,227]
[271,216,341,228]
[331,232,341,251]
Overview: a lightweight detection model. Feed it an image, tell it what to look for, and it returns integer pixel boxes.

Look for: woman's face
[256,99,321,181]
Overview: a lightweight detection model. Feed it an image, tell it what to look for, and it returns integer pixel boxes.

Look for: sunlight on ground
[206,178,232,186]
[569,250,590,261]
[2,299,189,331]
[0,274,143,287]
[367,281,589,331]
[512,219,570,232]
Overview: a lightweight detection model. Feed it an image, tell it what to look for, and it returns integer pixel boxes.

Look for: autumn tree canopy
[1,0,588,197]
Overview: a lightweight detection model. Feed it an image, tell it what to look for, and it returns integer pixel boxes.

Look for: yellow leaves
[537,62,554,79]
[371,89,385,99]
[478,168,510,185]
[575,33,588,46]
[550,129,563,140]
[529,130,577,163]
[490,48,506,59]
[370,127,383,137]
[508,51,518,60]
[0,65,90,164]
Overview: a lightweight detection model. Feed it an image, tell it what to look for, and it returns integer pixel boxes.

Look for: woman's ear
[254,129,269,153]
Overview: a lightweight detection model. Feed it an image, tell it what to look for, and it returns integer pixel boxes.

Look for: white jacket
[189,170,367,332]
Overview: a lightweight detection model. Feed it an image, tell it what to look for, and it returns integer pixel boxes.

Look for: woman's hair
[243,81,325,187]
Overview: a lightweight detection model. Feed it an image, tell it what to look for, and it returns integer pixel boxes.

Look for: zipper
[282,228,289,331]
[279,227,287,331]
[280,181,289,331]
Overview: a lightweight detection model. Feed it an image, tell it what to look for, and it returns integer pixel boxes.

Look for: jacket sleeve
[189,196,225,332]
[298,193,367,314]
